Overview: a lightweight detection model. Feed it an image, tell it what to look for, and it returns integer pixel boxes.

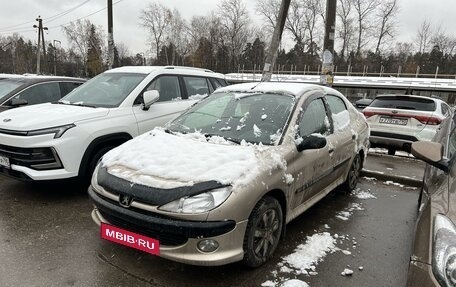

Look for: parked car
[354,98,372,111]
[0,75,85,112]
[0,66,227,181]
[363,94,452,155]
[88,82,370,267]
[406,113,456,287]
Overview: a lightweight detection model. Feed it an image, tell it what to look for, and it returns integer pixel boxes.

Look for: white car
[363,94,452,155]
[0,66,227,181]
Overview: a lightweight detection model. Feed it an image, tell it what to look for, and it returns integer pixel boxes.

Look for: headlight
[91,163,101,190]
[27,124,75,139]
[433,214,456,287]
[158,187,232,214]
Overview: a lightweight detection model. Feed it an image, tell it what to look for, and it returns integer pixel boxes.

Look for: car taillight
[414,115,442,125]
[363,110,375,118]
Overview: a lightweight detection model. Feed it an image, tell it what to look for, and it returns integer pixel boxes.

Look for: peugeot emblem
[119,194,133,208]
[3,118,11,122]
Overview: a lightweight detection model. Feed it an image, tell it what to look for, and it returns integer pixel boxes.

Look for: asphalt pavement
[0,153,423,287]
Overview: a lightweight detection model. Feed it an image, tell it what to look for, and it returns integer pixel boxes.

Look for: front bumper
[89,187,247,266]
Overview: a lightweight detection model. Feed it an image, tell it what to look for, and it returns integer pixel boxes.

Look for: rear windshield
[370,96,436,111]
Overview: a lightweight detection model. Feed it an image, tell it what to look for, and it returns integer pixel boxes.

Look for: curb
[361,169,422,188]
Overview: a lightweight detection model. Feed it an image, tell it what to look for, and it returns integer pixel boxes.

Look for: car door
[133,75,193,134]
[289,94,335,210]
[325,94,357,182]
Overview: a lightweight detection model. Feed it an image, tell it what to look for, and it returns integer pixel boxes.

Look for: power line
[0,0,91,32]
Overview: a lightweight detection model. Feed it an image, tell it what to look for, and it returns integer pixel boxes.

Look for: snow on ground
[368,148,415,158]
[384,181,404,188]
[261,279,310,287]
[280,232,338,275]
[352,188,377,199]
[341,268,354,276]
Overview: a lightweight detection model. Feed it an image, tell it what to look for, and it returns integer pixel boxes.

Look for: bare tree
[285,1,306,45]
[373,0,398,54]
[302,0,325,56]
[140,1,172,59]
[165,9,188,65]
[430,26,456,56]
[414,20,432,53]
[337,0,354,58]
[352,0,379,55]
[255,0,281,32]
[62,19,104,76]
[218,0,250,68]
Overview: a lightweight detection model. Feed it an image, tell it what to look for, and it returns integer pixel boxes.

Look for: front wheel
[342,154,362,192]
[242,196,283,268]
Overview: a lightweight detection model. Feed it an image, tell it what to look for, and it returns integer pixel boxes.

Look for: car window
[326,95,347,114]
[60,82,83,97]
[209,78,223,90]
[370,96,436,111]
[0,80,23,100]
[207,78,214,94]
[147,75,181,102]
[442,103,451,117]
[299,98,330,137]
[183,76,210,98]
[13,82,61,105]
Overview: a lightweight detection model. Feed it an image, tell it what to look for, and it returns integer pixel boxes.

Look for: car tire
[242,196,283,268]
[342,154,361,192]
[388,148,396,156]
[85,146,115,183]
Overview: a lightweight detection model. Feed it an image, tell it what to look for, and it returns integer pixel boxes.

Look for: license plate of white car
[0,155,10,168]
[379,117,408,125]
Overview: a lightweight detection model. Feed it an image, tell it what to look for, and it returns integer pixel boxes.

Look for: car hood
[0,103,109,131]
[101,128,289,189]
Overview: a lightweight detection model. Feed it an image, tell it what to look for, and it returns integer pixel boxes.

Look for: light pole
[53,40,61,76]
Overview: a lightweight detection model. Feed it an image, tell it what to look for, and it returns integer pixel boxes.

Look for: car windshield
[60,72,146,108]
[370,96,436,111]
[167,92,295,145]
[0,80,23,100]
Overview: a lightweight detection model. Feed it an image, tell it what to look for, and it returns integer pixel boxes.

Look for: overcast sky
[0,0,455,56]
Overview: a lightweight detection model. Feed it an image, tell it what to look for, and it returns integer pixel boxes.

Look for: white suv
[0,66,227,181]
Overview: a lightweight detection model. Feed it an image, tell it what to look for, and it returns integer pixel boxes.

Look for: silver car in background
[363,94,452,155]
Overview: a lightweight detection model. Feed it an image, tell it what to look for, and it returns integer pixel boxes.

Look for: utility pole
[321,0,337,86]
[261,0,291,82]
[107,0,114,69]
[53,40,61,76]
[33,16,48,74]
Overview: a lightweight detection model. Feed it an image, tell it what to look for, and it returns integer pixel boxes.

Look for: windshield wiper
[204,133,241,145]
[55,101,97,108]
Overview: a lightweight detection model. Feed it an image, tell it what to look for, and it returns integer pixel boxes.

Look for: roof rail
[163,66,214,73]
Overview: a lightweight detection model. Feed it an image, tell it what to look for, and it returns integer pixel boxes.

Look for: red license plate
[101,223,160,255]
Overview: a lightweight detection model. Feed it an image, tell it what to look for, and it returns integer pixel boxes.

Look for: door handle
[329,148,334,154]
[352,134,356,140]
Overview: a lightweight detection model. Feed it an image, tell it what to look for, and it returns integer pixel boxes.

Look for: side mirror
[142,90,159,110]
[411,141,449,172]
[297,135,327,152]
[10,98,28,107]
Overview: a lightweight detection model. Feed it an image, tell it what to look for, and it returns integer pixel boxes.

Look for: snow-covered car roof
[214,81,329,97]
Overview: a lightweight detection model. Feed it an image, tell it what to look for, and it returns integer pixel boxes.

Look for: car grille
[0,144,62,170]
[98,209,189,246]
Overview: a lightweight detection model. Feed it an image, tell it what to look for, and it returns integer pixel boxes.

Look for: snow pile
[332,110,350,131]
[384,181,404,188]
[280,232,338,275]
[102,128,293,189]
[261,280,310,287]
[341,268,354,276]
[188,93,208,101]
[352,188,377,199]
[102,128,260,188]
[336,211,351,221]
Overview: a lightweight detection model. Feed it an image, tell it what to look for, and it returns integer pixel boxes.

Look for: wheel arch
[78,132,133,177]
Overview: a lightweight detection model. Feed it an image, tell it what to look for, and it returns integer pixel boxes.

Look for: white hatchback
[363,94,452,155]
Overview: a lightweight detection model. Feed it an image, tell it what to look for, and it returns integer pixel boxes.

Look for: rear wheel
[388,148,396,156]
[342,154,361,192]
[243,196,283,268]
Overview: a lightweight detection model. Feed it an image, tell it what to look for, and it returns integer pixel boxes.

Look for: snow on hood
[0,103,109,131]
[102,128,286,189]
